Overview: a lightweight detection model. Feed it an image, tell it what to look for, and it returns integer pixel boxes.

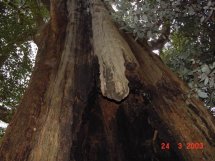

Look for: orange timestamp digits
[161,143,170,150]
[185,143,204,150]
[161,142,204,150]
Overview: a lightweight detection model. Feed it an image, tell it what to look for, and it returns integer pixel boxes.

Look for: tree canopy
[0,0,48,108]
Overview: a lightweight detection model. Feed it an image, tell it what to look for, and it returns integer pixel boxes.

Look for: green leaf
[197,90,208,98]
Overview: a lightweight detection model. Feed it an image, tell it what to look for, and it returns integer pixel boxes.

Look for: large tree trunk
[0,0,215,161]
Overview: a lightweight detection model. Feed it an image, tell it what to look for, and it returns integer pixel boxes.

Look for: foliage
[0,42,35,107]
[111,0,215,40]
[0,0,48,108]
[161,33,215,107]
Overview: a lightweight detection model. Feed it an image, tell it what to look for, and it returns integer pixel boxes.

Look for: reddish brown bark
[0,0,214,161]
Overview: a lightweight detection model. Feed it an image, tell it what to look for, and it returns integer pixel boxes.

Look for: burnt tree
[0,0,215,161]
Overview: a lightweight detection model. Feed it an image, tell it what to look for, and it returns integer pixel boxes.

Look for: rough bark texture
[0,0,215,161]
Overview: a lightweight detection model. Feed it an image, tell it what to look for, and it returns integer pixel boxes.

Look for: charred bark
[0,0,215,161]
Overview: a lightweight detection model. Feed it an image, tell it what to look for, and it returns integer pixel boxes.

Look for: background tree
[0,0,49,142]
[0,0,48,108]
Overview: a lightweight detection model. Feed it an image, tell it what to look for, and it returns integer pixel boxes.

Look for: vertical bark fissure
[61,0,99,161]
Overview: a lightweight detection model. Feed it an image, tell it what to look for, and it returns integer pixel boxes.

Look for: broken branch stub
[91,0,138,101]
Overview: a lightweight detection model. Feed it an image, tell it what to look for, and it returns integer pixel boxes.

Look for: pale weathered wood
[91,0,138,101]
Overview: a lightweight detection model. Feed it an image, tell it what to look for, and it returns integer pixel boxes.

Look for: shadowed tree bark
[0,0,215,161]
